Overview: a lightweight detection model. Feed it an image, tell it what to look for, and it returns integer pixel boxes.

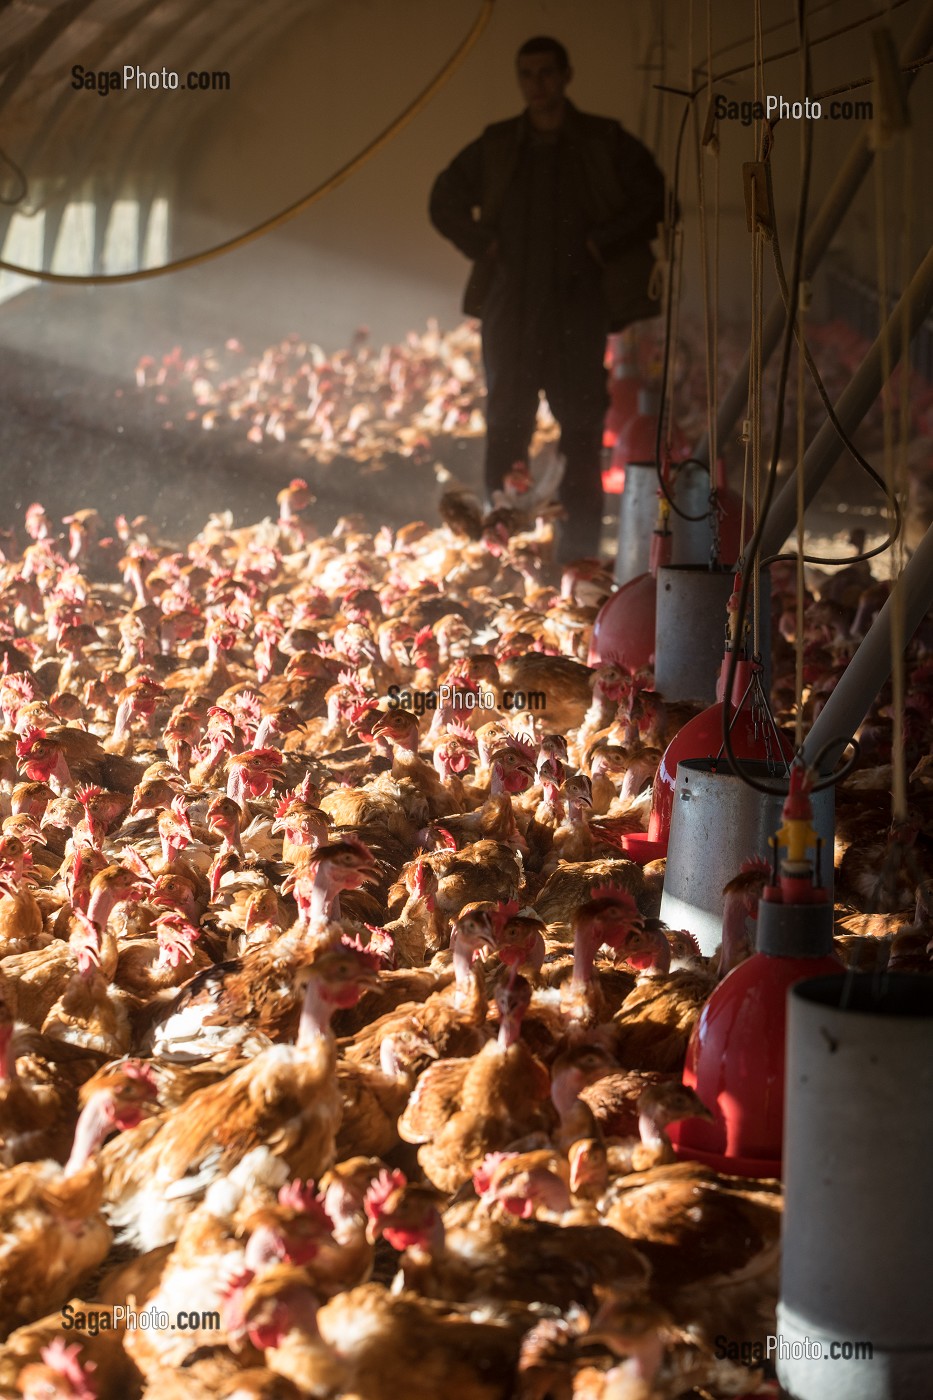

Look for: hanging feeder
[588,513,673,674]
[659,758,834,953]
[777,972,933,1399]
[670,457,753,566]
[669,767,842,1176]
[654,564,741,705]
[621,649,790,863]
[612,461,667,583]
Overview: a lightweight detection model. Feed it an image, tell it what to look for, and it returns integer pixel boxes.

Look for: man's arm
[428,137,494,261]
[589,126,667,257]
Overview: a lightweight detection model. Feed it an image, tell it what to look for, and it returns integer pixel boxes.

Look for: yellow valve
[773,816,818,866]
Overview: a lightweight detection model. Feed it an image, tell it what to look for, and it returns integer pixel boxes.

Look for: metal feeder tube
[613,462,661,585]
[660,759,833,955]
[654,566,737,705]
[779,974,933,1399]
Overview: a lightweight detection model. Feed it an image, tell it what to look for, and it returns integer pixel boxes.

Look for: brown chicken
[102,945,378,1250]
[0,1064,157,1335]
[398,975,555,1191]
[602,1160,783,1349]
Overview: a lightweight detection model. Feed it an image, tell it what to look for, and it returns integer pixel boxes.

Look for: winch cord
[0,0,496,284]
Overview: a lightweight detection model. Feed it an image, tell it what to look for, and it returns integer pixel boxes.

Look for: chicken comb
[277,1179,333,1231]
[412,624,436,647]
[472,1152,517,1197]
[740,856,772,878]
[363,1168,407,1219]
[274,794,294,819]
[493,897,521,928]
[15,726,45,757]
[121,846,154,882]
[119,1060,160,1097]
[504,732,536,760]
[338,932,384,973]
[588,884,639,913]
[446,719,478,747]
[336,668,363,690]
[74,783,104,807]
[433,825,458,851]
[39,1340,98,1399]
[232,689,262,721]
[668,928,702,959]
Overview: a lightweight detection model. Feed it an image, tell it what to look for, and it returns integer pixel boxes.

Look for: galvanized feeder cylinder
[778,973,933,1399]
[669,459,716,565]
[659,759,834,955]
[654,565,736,705]
[613,461,660,585]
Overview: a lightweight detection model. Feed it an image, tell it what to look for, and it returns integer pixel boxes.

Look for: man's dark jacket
[429,101,666,332]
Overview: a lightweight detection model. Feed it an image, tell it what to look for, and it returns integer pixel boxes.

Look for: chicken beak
[364,1216,383,1245]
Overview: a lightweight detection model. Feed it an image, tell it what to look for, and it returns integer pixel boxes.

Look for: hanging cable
[719,1,851,796]
[0,0,496,285]
[0,145,28,206]
[762,222,902,566]
[650,97,711,524]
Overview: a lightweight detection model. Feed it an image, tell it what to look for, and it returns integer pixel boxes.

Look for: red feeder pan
[588,529,673,673]
[620,656,793,864]
[669,881,843,1177]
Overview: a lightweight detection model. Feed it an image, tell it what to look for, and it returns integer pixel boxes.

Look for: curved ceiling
[0,0,309,226]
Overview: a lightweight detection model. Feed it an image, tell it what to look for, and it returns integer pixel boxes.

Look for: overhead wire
[0,0,496,285]
[762,223,903,567]
[0,144,27,205]
[700,0,914,87]
[695,0,911,74]
[719,0,856,796]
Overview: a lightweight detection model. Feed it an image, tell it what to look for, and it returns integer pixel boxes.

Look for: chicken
[0,1324,143,1400]
[223,1271,524,1400]
[611,924,718,1073]
[568,1082,714,1193]
[0,875,45,960]
[365,1166,649,1313]
[102,944,379,1249]
[335,1029,436,1158]
[602,1160,783,1349]
[0,1064,157,1334]
[398,975,555,1191]
[534,858,646,940]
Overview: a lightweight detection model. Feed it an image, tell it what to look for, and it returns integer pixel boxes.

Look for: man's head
[516,36,571,129]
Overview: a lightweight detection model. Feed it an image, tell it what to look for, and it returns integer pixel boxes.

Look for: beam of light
[102,200,141,274]
[52,201,94,275]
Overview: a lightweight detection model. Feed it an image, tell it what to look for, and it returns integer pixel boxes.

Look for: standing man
[430,35,667,562]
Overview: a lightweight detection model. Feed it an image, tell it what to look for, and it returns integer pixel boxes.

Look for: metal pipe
[802,515,933,772]
[691,0,933,468]
[759,243,933,561]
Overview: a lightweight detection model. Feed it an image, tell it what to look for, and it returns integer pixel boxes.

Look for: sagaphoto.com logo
[713,91,873,127]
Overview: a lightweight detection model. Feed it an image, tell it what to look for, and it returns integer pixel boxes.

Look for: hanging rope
[874,125,910,823]
[794,267,808,751]
[0,0,496,285]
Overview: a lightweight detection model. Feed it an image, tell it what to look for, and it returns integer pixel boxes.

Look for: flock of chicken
[0,395,929,1400]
